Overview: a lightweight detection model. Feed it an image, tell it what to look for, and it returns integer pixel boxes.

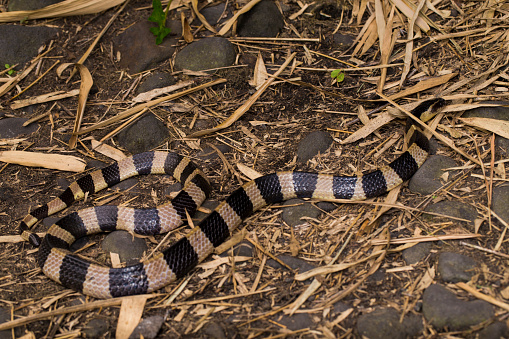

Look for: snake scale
[19,99,445,298]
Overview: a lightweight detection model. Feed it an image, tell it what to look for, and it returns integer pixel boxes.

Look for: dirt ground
[0,0,508,337]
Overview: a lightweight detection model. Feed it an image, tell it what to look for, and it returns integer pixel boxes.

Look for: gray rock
[316,201,337,212]
[202,321,227,339]
[128,315,165,339]
[402,242,432,265]
[8,0,62,11]
[333,301,351,314]
[357,307,423,339]
[193,3,232,26]
[266,254,315,273]
[276,313,313,331]
[137,71,175,94]
[0,25,59,66]
[333,33,354,47]
[424,200,477,228]
[438,252,477,283]
[422,284,493,330]
[113,20,181,74]
[281,198,321,226]
[492,185,509,224]
[174,37,236,71]
[219,241,254,258]
[477,321,508,339]
[0,307,11,339]
[0,118,39,138]
[82,317,109,338]
[102,231,148,265]
[117,113,169,154]
[367,268,385,283]
[237,0,284,37]
[408,155,458,195]
[297,131,333,162]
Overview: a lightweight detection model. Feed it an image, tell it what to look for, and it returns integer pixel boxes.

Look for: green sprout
[4,64,15,75]
[148,0,173,45]
[330,69,345,84]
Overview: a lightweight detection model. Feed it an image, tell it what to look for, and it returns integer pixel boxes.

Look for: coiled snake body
[19,99,444,298]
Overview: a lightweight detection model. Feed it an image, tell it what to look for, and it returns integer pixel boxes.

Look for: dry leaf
[236,163,262,180]
[416,266,435,291]
[248,53,268,88]
[389,0,430,32]
[69,64,93,149]
[0,151,86,172]
[132,80,193,103]
[181,11,194,43]
[218,0,263,36]
[341,111,396,144]
[10,89,79,109]
[459,117,509,139]
[0,0,128,22]
[191,0,217,34]
[90,139,126,161]
[116,296,148,339]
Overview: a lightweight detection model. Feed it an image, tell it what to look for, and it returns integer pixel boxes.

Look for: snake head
[411,98,447,122]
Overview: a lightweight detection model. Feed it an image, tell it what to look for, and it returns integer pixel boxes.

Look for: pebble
[332,33,354,47]
[0,118,38,138]
[492,185,509,224]
[437,252,477,283]
[82,317,109,338]
[408,155,458,195]
[266,254,315,273]
[202,322,227,339]
[101,230,148,266]
[113,20,181,74]
[276,313,314,331]
[296,130,333,163]
[422,284,493,330]
[402,242,432,265]
[281,198,321,227]
[137,71,175,94]
[0,25,59,66]
[356,307,423,339]
[366,268,385,283]
[8,0,62,11]
[117,113,169,153]
[0,306,11,339]
[477,321,509,339]
[237,0,284,37]
[128,315,165,339]
[174,37,236,71]
[219,241,254,258]
[424,200,478,229]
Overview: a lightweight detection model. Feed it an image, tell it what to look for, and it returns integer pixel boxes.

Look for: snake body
[20,99,444,298]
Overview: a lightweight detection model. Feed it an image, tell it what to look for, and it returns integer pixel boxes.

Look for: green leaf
[336,72,345,82]
[148,0,172,45]
[331,69,341,78]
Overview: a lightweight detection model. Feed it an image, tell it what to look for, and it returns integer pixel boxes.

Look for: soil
[0,0,508,338]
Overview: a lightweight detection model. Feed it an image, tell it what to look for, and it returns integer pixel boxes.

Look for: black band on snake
[19,98,445,298]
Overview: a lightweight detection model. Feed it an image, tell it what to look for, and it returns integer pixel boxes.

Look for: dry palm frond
[0,0,128,22]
